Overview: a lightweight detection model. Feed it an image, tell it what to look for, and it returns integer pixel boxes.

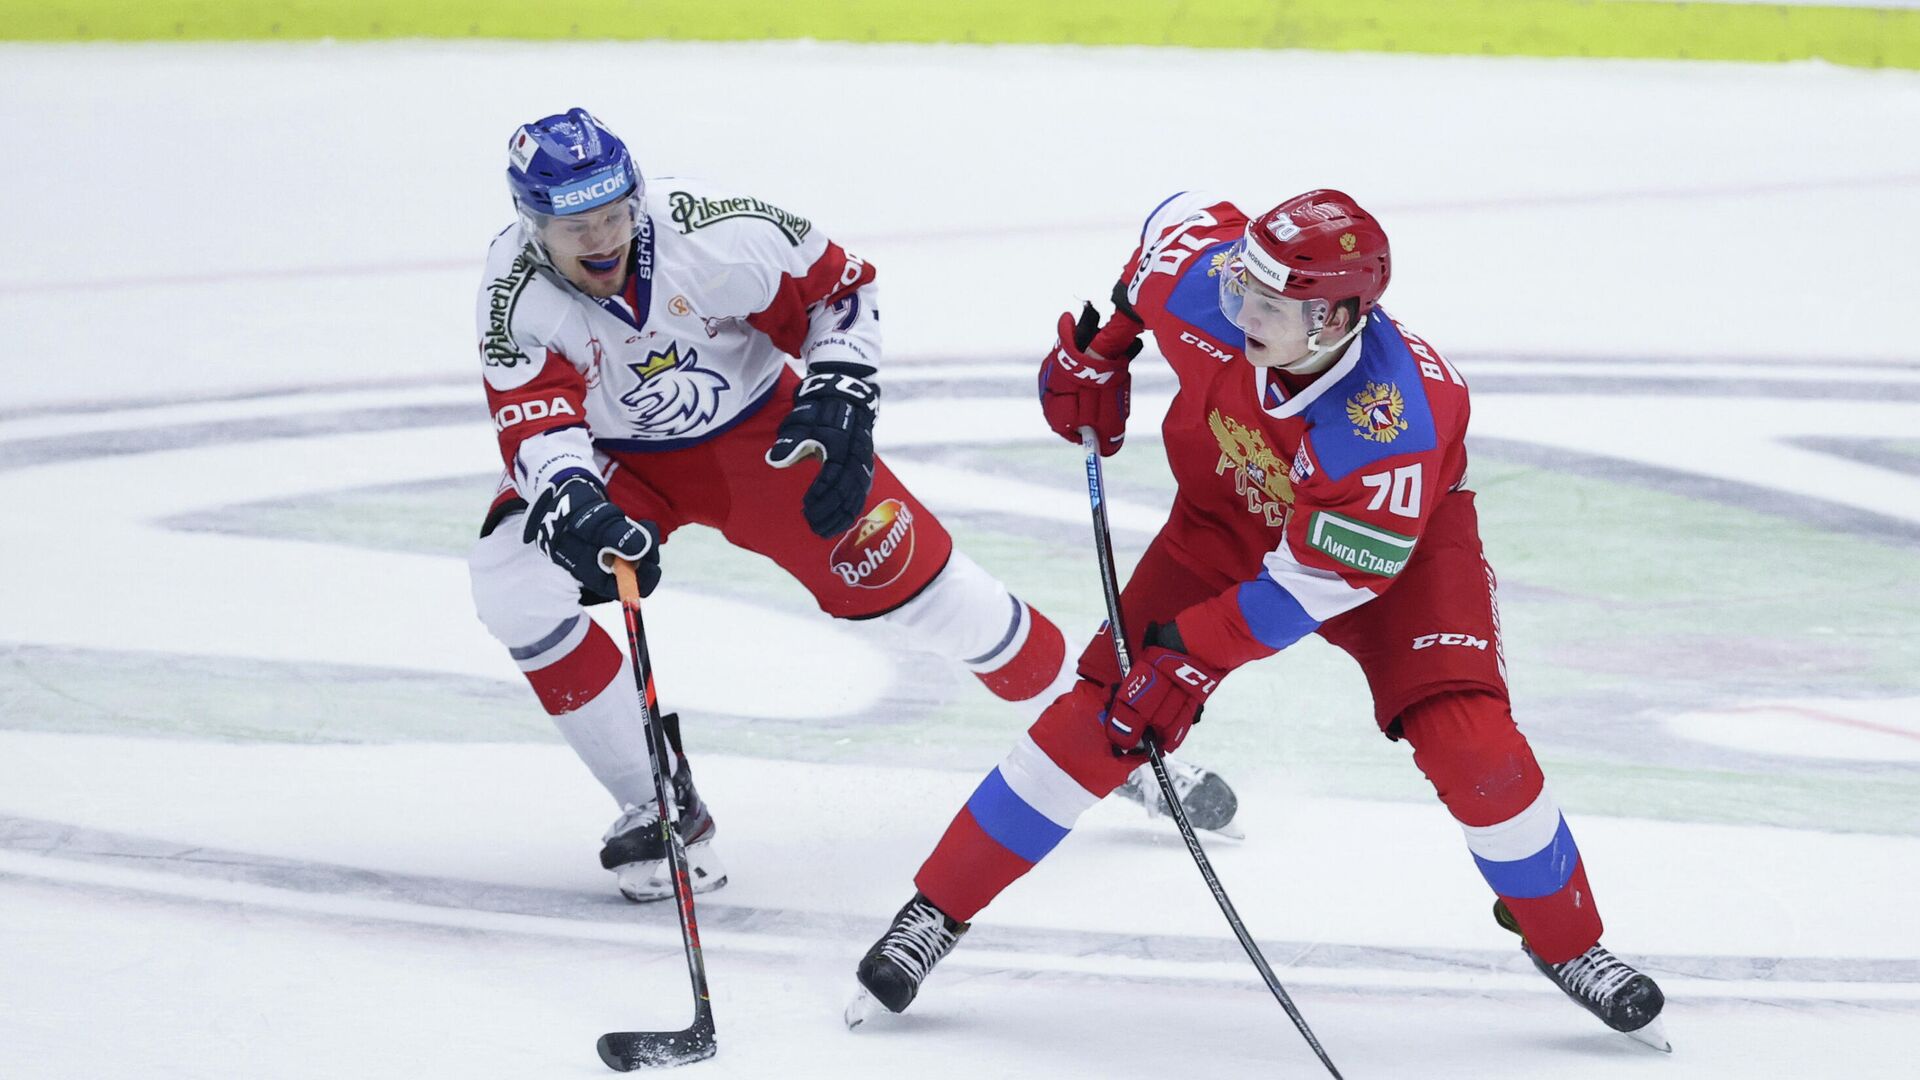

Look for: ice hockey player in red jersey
[466,110,1241,904]
[850,189,1669,1051]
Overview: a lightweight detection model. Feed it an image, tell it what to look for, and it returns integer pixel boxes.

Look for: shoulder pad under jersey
[476,227,573,390]
[646,176,828,316]
[649,176,821,257]
[1136,190,1234,250]
[1301,308,1441,481]
[1127,191,1249,346]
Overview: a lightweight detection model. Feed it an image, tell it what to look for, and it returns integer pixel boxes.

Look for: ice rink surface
[3,39,1919,1079]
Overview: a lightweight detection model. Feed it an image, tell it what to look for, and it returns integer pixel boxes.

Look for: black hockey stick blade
[597,1009,717,1071]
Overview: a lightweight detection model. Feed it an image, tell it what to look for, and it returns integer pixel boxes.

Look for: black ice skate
[845,893,969,1028]
[1115,757,1244,837]
[599,732,726,903]
[1494,900,1670,1052]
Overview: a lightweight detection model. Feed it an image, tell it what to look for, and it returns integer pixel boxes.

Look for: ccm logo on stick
[1412,633,1487,651]
[493,396,578,431]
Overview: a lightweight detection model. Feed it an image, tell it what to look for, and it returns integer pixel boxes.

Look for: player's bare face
[1235,280,1326,370]
[543,201,635,298]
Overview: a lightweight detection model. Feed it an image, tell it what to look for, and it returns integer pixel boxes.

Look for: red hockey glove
[1099,624,1223,755]
[1038,303,1143,457]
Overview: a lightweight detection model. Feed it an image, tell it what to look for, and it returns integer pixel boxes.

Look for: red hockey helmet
[1237,190,1391,317]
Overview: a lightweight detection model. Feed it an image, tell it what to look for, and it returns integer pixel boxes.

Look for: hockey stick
[1077,428,1343,1079]
[596,559,718,1071]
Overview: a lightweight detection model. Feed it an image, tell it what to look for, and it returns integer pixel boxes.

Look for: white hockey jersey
[475,176,880,503]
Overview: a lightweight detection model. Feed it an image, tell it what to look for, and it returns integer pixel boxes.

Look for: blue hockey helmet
[506,109,644,268]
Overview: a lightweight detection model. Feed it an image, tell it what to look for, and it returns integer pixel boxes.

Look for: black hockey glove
[522,474,662,601]
[765,361,879,538]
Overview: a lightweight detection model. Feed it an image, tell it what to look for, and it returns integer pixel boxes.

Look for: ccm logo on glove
[767,361,880,539]
[1099,623,1224,756]
[524,474,662,602]
[1038,303,1143,457]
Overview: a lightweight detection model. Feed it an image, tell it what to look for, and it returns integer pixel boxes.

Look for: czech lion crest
[620,342,730,438]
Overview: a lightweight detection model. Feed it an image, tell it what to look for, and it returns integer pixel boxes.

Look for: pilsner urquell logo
[482,249,538,367]
[666,190,812,247]
[829,499,915,589]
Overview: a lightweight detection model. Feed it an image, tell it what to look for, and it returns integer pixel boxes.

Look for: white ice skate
[1115,758,1244,838]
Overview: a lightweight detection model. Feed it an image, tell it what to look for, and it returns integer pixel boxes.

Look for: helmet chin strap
[1275,321,1362,375]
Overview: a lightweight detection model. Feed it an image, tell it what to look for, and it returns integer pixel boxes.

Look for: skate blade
[619,872,728,903]
[1205,819,1246,840]
[1624,1016,1671,1053]
[616,844,729,903]
[844,988,883,1031]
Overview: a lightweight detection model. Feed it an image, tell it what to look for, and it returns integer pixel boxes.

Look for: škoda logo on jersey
[829,498,916,589]
[492,395,577,431]
[1208,409,1292,528]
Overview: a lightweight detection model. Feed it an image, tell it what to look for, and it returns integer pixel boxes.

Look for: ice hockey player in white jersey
[467,108,1242,902]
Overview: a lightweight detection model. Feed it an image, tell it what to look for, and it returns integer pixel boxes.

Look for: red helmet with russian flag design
[1241,189,1391,317]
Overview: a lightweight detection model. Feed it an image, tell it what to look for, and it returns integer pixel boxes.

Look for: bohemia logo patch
[829,498,916,589]
[1346,381,1409,444]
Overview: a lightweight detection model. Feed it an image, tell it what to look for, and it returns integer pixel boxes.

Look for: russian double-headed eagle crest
[1208,248,1247,292]
[1346,381,1408,443]
[1209,409,1292,505]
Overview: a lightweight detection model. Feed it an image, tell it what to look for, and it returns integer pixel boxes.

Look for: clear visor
[522,191,641,264]
[1217,240,1328,343]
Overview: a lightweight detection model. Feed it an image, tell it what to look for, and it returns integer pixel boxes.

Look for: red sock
[1400,692,1604,964]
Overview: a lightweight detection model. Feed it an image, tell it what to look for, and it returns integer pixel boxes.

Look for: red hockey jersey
[1112,192,1474,672]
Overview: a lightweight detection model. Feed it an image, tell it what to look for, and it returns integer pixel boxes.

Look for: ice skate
[599,753,726,903]
[1495,900,1670,1052]
[1115,757,1244,837]
[846,893,969,1027]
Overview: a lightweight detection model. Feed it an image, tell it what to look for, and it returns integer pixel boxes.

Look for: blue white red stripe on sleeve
[1175,540,1384,671]
[1235,573,1321,652]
